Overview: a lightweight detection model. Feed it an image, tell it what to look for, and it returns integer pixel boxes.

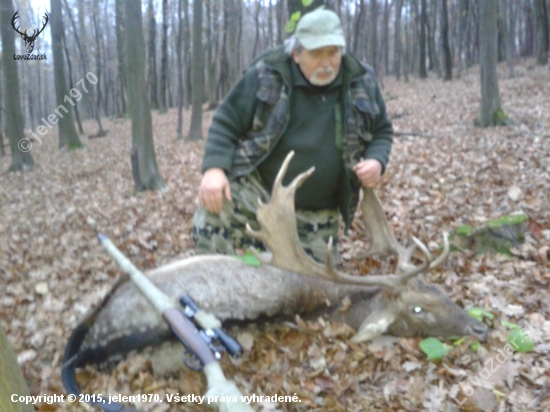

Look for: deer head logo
[11,11,49,54]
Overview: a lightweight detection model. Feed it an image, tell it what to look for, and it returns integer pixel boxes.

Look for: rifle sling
[61,278,144,412]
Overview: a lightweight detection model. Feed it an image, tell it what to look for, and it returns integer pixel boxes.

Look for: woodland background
[1,0,550,411]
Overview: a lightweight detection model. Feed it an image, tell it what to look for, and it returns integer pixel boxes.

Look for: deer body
[79,257,486,365]
[74,151,487,368]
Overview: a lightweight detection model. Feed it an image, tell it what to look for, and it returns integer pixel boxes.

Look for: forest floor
[1,59,550,412]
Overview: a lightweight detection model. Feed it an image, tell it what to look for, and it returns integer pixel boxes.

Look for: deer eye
[412,306,423,314]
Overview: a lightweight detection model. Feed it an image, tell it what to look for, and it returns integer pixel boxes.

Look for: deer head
[246,151,488,342]
[12,11,49,54]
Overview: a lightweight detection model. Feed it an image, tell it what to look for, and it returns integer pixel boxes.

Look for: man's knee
[192,205,235,254]
[192,201,264,255]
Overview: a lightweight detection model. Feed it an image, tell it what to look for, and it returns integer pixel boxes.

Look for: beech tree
[188,0,204,141]
[1,0,34,171]
[51,0,82,149]
[124,0,166,190]
[534,0,548,65]
[441,0,452,80]
[478,0,508,127]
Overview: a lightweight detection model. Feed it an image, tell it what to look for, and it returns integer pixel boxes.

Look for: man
[193,8,393,263]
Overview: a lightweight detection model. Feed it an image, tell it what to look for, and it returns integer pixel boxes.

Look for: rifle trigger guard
[182,348,204,371]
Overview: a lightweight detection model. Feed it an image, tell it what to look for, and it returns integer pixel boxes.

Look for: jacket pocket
[353,97,379,142]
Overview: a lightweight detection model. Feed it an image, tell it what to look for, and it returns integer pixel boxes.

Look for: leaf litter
[1,60,549,411]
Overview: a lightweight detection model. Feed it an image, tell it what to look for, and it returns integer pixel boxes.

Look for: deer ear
[349,311,396,343]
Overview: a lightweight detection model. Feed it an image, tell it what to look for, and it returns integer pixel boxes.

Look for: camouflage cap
[295,9,345,50]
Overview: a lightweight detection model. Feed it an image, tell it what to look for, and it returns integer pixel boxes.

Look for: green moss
[487,214,528,228]
[451,214,528,256]
[67,142,83,151]
[492,108,508,124]
[455,225,473,236]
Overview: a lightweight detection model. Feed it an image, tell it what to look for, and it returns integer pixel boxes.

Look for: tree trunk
[205,0,215,105]
[124,0,166,190]
[267,0,274,49]
[521,1,535,57]
[534,0,549,64]
[61,22,84,135]
[159,0,169,112]
[1,0,34,170]
[177,0,184,140]
[210,0,220,102]
[441,0,452,80]
[478,0,506,127]
[51,0,82,150]
[252,0,261,58]
[394,0,403,79]
[226,0,240,88]
[188,0,204,141]
[403,0,411,82]
[91,0,105,116]
[380,0,391,77]
[369,0,378,72]
[62,0,106,136]
[427,0,441,76]
[418,0,428,78]
[115,0,127,116]
[147,0,159,110]
[0,325,34,412]
[276,0,284,45]
[458,0,469,76]
[502,0,516,77]
[183,0,192,107]
[75,0,92,119]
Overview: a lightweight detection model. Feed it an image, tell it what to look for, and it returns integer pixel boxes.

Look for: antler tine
[245,151,331,278]
[325,236,337,274]
[272,150,314,196]
[36,13,49,36]
[395,233,451,284]
[395,237,431,281]
[428,232,450,270]
[11,11,25,35]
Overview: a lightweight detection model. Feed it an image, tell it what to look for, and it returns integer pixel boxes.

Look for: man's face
[293,46,342,86]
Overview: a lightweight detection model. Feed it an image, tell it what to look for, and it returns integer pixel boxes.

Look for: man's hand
[352,159,382,188]
[198,168,232,214]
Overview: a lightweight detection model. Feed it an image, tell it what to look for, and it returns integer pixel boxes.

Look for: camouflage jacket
[202,47,393,229]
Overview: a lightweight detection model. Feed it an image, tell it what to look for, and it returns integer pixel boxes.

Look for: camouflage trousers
[192,173,339,263]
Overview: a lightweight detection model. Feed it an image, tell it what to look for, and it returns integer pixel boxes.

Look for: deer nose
[468,322,489,341]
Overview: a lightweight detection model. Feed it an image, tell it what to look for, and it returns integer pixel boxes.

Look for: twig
[393,131,442,139]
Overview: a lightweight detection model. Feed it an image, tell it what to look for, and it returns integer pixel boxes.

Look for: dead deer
[70,151,487,368]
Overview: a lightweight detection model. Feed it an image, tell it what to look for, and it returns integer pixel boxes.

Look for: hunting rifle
[61,234,251,412]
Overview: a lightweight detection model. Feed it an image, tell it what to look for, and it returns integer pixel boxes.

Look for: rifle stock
[162,307,216,365]
[98,234,253,412]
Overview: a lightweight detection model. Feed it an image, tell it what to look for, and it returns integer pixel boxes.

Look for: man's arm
[199,67,260,213]
[201,68,260,173]
[363,81,393,175]
[354,79,393,187]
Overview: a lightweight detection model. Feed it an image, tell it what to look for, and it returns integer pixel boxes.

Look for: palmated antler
[359,188,450,280]
[246,151,449,291]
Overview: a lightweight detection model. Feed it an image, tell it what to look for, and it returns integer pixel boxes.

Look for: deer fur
[72,152,488,368]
